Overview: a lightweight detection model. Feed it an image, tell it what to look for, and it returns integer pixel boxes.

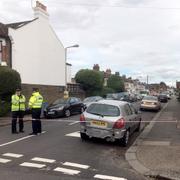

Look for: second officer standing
[28,88,43,135]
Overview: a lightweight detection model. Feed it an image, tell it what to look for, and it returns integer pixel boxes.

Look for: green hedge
[0,100,10,117]
[0,66,21,116]
[0,66,21,101]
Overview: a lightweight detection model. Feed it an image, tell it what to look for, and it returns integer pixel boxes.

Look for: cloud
[0,0,180,86]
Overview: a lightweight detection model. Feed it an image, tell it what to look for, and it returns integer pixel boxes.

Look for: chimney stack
[34,1,49,20]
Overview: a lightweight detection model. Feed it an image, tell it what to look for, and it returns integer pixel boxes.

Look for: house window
[0,41,2,63]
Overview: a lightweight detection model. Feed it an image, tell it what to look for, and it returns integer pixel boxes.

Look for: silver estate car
[140,96,161,111]
[80,100,141,146]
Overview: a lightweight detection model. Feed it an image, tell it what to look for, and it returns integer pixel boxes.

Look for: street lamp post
[65,44,79,87]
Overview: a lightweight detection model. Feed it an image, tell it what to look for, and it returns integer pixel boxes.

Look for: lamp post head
[72,44,79,48]
[66,44,79,49]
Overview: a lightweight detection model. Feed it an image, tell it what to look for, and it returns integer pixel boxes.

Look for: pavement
[126,97,180,180]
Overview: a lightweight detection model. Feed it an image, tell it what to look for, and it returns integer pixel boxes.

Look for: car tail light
[80,114,85,122]
[113,118,125,129]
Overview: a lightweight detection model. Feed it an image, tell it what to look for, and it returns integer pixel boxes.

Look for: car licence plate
[145,102,153,105]
[48,111,55,115]
[91,120,107,127]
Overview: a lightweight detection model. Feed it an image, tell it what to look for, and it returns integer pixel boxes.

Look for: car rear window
[143,96,158,101]
[87,103,120,117]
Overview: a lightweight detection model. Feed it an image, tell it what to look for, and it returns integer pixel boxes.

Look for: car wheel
[80,132,89,140]
[120,130,130,147]
[65,109,71,117]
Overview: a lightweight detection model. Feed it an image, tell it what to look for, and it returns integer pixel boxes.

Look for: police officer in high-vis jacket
[11,88,26,134]
[28,88,43,135]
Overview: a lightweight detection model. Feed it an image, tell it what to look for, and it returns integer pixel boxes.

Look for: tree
[75,69,104,96]
[160,81,167,87]
[107,74,125,92]
[0,66,21,100]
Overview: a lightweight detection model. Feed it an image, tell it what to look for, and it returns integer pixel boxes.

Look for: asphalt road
[0,103,161,180]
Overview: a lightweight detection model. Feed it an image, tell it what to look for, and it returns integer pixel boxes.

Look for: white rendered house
[8,1,67,87]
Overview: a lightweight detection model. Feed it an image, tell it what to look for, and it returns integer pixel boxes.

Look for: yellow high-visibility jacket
[63,90,69,99]
[29,92,43,109]
[11,94,26,112]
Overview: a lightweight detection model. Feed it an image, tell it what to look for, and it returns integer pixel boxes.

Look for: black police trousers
[31,108,42,134]
[12,111,24,133]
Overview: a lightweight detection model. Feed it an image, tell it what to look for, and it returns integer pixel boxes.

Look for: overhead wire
[43,1,180,10]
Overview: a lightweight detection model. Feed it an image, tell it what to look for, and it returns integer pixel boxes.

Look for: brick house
[176,81,180,90]
[149,82,167,94]
[0,23,11,67]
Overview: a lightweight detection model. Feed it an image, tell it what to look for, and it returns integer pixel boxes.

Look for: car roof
[85,96,102,98]
[92,99,128,106]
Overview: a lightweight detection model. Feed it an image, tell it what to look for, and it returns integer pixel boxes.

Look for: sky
[0,0,180,86]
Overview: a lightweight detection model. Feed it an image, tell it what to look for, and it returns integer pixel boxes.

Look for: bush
[0,66,21,101]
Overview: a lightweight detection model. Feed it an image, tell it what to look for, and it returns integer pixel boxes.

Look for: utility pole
[146,75,149,90]
[65,44,79,86]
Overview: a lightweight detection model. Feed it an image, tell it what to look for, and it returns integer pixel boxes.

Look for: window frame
[0,41,2,62]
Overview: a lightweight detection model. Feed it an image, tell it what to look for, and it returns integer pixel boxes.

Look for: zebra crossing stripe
[65,131,80,137]
[20,162,46,168]
[54,167,81,175]
[0,158,11,163]
[31,157,56,163]
[3,153,23,158]
[94,174,127,180]
[63,162,89,169]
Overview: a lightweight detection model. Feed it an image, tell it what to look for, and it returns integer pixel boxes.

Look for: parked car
[106,93,119,100]
[83,96,103,109]
[44,97,85,118]
[106,92,136,103]
[80,100,141,146]
[162,91,171,100]
[140,96,161,111]
[158,94,168,103]
[135,94,143,101]
[139,90,149,98]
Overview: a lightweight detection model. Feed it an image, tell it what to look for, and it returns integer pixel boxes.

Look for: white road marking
[43,119,77,122]
[20,162,46,168]
[94,174,127,180]
[69,121,79,126]
[63,162,89,169]
[54,167,81,175]
[31,157,56,163]
[0,131,46,148]
[142,141,170,146]
[3,153,23,158]
[0,158,11,163]
[65,131,80,138]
